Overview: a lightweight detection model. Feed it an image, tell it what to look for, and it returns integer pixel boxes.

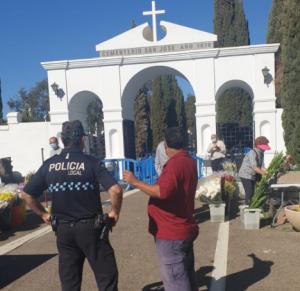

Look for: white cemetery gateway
[0,1,284,175]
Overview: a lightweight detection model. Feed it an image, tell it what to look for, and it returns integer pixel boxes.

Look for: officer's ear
[61,137,66,147]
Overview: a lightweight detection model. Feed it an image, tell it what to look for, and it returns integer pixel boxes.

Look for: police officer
[21,120,123,291]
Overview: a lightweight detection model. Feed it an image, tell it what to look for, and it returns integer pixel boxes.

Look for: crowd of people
[20,120,271,291]
[21,121,199,291]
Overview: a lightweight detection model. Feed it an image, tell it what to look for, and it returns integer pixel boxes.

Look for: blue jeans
[155,233,198,291]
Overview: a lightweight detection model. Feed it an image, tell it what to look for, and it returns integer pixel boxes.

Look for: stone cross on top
[143,1,165,42]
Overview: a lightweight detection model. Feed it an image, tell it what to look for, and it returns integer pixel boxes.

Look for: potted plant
[0,192,15,230]
[11,195,26,227]
[196,174,225,222]
[222,172,239,219]
[245,153,292,229]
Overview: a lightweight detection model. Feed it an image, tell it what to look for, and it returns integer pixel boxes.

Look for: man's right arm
[20,191,50,224]
[107,184,123,223]
[21,164,49,223]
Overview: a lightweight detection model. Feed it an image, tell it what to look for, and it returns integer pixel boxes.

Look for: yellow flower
[0,193,15,201]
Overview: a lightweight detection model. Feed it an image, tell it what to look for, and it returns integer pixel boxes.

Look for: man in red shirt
[124,127,198,291]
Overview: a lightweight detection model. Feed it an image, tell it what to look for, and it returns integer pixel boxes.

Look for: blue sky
[0,0,272,116]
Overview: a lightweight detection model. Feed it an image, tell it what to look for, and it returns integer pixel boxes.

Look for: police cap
[61,120,86,141]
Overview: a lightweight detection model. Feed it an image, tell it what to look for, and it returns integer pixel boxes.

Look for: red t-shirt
[148,150,199,240]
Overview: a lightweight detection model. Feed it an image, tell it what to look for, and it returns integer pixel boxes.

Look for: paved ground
[0,210,45,247]
[0,191,299,291]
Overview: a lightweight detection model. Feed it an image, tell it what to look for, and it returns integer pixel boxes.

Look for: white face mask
[50,143,58,150]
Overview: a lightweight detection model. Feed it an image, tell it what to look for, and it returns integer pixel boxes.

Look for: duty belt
[58,217,95,224]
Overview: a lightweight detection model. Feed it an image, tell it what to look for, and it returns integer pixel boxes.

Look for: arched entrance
[216,80,254,153]
[69,91,105,159]
[121,66,196,158]
[42,20,282,163]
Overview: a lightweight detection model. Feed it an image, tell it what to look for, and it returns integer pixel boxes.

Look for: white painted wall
[0,119,54,175]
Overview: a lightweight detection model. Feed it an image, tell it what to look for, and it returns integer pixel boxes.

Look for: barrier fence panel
[194,157,203,179]
[102,156,203,190]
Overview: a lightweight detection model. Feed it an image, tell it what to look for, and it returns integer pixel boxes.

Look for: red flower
[223,174,234,182]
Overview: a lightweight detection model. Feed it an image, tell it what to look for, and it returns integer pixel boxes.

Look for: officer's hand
[123,170,138,185]
[41,212,51,225]
[108,210,119,225]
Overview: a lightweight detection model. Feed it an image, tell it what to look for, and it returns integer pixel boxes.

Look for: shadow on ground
[0,211,44,241]
[0,254,56,288]
[224,254,274,291]
[142,254,273,291]
[194,205,210,224]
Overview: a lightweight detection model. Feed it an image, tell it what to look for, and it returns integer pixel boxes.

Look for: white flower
[196,175,221,200]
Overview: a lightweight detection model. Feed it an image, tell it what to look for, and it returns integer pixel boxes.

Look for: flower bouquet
[0,184,26,230]
[196,174,226,222]
[0,192,15,230]
[196,174,222,204]
[250,152,292,209]
[222,161,237,177]
[221,172,239,218]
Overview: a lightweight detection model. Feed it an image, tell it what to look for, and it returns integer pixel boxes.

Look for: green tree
[281,0,300,163]
[185,94,196,147]
[161,76,175,126]
[133,74,187,155]
[150,77,167,148]
[86,98,105,159]
[149,75,187,150]
[216,88,252,127]
[234,0,250,45]
[214,0,252,148]
[86,98,104,135]
[134,86,152,157]
[214,0,249,47]
[267,0,285,107]
[160,75,186,129]
[172,77,186,130]
[7,79,49,122]
[214,0,235,47]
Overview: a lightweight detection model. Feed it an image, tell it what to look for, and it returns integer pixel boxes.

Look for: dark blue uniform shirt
[24,148,116,220]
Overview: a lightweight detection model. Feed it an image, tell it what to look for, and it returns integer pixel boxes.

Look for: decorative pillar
[103,108,125,159]
[195,102,216,157]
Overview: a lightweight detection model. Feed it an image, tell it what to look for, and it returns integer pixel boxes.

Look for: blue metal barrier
[136,156,158,184]
[102,155,203,190]
[102,159,137,191]
[194,156,203,179]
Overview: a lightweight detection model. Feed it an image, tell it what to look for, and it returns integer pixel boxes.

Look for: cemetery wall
[0,119,52,176]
